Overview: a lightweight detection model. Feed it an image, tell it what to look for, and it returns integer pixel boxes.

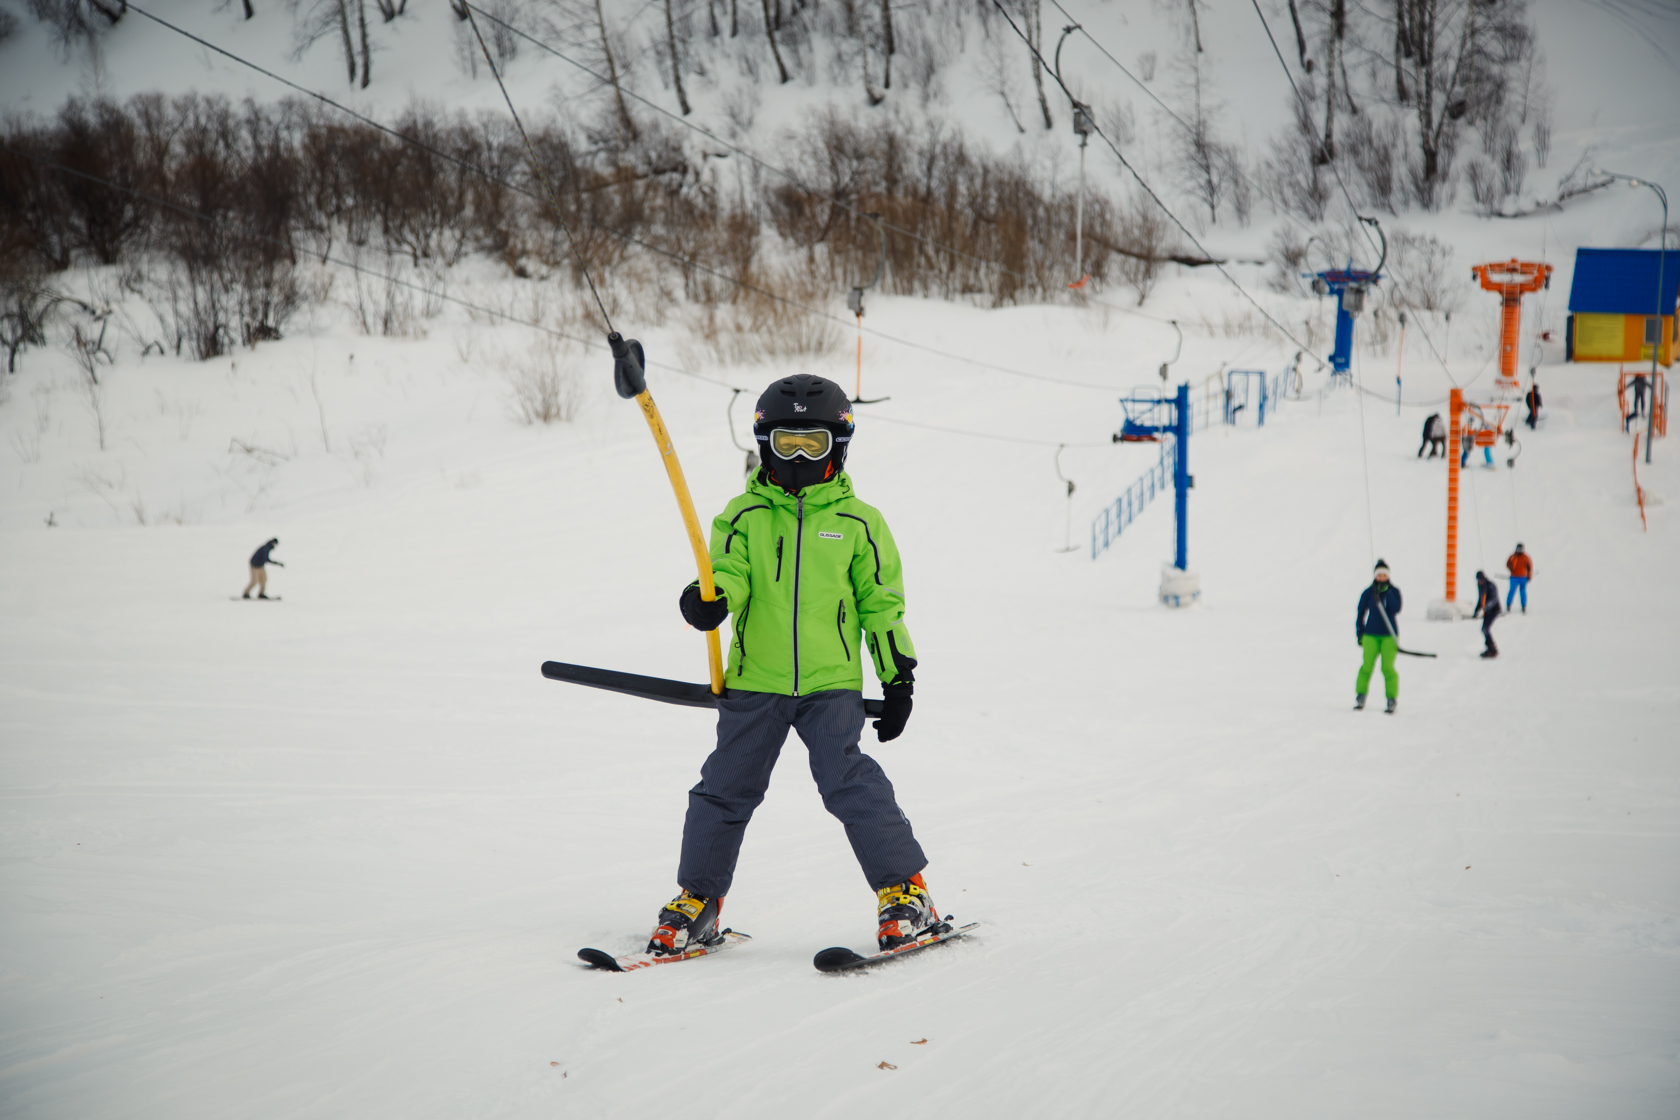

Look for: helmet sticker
[793,403,807,412]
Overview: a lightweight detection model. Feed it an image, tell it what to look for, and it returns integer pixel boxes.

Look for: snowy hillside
[3,0,1680,1117]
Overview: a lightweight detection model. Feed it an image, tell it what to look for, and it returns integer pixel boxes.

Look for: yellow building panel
[1574,313,1626,359]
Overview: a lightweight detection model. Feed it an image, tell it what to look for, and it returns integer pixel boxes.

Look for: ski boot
[877,873,940,951]
[1354,694,1367,711]
[1385,697,1397,715]
[647,890,724,956]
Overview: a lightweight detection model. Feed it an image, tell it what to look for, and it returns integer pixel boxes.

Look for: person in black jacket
[1471,570,1501,658]
[242,538,282,599]
[1418,413,1446,458]
[1354,560,1402,713]
[1524,381,1542,429]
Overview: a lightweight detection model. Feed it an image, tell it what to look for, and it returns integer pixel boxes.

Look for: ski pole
[611,334,726,694]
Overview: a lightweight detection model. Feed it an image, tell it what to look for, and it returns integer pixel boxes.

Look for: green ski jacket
[706,472,917,696]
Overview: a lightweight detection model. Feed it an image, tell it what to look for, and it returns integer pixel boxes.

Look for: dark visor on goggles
[765,427,833,460]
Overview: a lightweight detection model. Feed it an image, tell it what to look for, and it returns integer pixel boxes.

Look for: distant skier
[1418,413,1446,458]
[241,538,282,599]
[647,374,937,959]
[1354,560,1402,714]
[1461,426,1494,469]
[1471,570,1501,658]
[1627,373,1650,431]
[1505,543,1532,612]
[1524,381,1542,429]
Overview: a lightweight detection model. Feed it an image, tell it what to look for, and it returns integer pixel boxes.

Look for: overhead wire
[460,3,614,333]
[0,142,740,392]
[120,3,1132,393]
[1042,0,1195,135]
[1244,0,1464,388]
[989,0,1324,370]
[460,1,1181,330]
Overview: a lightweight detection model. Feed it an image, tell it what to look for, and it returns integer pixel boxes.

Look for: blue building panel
[1568,248,1680,314]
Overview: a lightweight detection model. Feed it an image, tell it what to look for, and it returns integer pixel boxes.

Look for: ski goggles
[764,427,833,461]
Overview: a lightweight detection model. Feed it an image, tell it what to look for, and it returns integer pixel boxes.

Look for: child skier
[1354,560,1402,714]
[647,374,935,957]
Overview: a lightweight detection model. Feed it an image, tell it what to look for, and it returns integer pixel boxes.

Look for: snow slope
[2,274,1678,1116]
[3,0,1680,1115]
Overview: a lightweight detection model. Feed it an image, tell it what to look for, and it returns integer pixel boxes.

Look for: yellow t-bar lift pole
[611,334,725,694]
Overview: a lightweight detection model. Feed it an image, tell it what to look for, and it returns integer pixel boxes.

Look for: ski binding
[577,929,751,972]
[813,920,979,973]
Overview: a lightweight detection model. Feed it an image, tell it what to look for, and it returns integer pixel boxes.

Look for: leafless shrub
[682,265,841,366]
[1266,223,1308,294]
[1466,158,1499,215]
[1343,113,1402,213]
[1107,191,1175,306]
[507,335,582,424]
[1388,230,1464,315]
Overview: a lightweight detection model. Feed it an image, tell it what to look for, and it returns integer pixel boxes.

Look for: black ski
[541,661,884,716]
[813,921,978,972]
[230,596,282,601]
[577,930,751,971]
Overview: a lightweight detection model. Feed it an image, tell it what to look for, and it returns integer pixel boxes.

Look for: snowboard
[577,929,751,972]
[813,920,979,973]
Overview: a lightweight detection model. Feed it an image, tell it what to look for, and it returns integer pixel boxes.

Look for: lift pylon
[1471,259,1552,393]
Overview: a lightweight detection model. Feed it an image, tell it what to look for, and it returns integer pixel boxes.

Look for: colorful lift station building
[1566,247,1677,366]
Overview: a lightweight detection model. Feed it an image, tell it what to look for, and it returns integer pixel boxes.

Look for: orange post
[855,313,863,399]
[1445,388,1462,605]
[1472,260,1553,393]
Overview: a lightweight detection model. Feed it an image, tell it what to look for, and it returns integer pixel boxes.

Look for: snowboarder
[1505,543,1532,612]
[1354,560,1402,714]
[1472,570,1501,658]
[1418,413,1446,458]
[647,374,936,959]
[241,538,282,599]
[1524,381,1542,429]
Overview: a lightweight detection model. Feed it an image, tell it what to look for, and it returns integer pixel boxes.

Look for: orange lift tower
[1429,387,1513,618]
[1471,259,1553,393]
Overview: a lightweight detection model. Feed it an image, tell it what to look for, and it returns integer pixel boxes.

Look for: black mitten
[679,583,729,631]
[873,682,913,742]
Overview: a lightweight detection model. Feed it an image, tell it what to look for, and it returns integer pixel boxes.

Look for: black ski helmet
[753,374,854,492]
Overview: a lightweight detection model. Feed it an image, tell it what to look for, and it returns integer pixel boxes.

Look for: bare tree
[879,0,894,89]
[759,0,789,83]
[1287,0,1312,71]
[663,0,691,113]
[1024,0,1051,130]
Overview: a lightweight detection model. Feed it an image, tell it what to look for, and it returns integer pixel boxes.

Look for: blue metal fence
[1090,440,1173,559]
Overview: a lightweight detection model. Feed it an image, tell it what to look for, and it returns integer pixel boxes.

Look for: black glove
[873,681,913,742]
[678,582,729,631]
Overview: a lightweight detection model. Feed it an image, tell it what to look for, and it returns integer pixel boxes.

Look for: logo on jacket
[818,531,843,540]
[793,403,807,412]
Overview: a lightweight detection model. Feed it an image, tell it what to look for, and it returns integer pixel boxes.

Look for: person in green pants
[1354,560,1402,713]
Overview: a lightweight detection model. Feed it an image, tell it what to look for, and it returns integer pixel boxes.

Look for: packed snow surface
[3,0,1680,1116]
[3,282,1678,1115]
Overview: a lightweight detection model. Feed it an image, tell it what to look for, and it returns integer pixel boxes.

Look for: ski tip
[813,946,866,972]
[577,947,625,972]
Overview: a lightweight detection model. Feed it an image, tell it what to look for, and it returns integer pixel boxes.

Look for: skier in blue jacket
[1354,560,1402,713]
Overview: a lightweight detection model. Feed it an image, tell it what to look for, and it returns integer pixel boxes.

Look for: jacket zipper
[775,536,784,581]
[791,495,804,695]
[836,601,850,661]
[735,601,750,676]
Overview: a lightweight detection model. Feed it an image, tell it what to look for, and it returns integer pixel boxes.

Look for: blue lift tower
[1114,382,1198,607]
[1310,267,1380,383]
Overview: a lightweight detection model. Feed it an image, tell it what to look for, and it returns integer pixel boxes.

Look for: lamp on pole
[1594,169,1669,463]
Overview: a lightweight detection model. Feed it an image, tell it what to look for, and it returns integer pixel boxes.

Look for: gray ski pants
[677,689,926,898]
